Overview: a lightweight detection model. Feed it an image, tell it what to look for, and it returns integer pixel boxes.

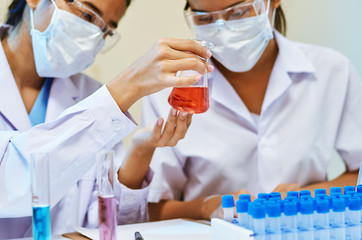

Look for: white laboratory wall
[1,0,361,180]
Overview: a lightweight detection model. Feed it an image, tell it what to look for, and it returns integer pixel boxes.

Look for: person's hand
[107,38,213,112]
[200,190,255,220]
[117,108,192,189]
[272,183,300,199]
[132,108,193,151]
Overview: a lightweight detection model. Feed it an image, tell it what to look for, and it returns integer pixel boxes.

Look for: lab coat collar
[0,26,80,130]
[209,30,317,126]
[261,31,316,113]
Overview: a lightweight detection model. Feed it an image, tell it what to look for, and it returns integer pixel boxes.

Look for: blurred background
[1,0,361,180]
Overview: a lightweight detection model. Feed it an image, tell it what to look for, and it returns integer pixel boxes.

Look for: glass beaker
[168,39,214,114]
[31,153,51,240]
[96,151,117,240]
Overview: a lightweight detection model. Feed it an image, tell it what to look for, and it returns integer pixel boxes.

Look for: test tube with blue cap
[247,201,254,230]
[356,185,362,194]
[236,199,249,228]
[330,198,346,240]
[252,203,266,239]
[287,191,299,198]
[298,200,314,240]
[340,194,351,224]
[315,189,327,196]
[314,198,330,240]
[258,193,270,201]
[221,195,235,222]
[270,192,281,200]
[299,190,311,197]
[344,186,355,194]
[239,194,251,202]
[330,187,342,196]
[266,202,282,240]
[31,153,51,240]
[346,197,361,240]
[282,201,298,239]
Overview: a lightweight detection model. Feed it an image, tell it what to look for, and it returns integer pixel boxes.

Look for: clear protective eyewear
[184,0,268,34]
[55,0,121,51]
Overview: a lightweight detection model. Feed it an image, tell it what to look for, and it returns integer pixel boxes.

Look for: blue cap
[287,191,299,198]
[315,189,327,195]
[267,203,281,218]
[270,192,281,199]
[285,196,297,202]
[346,191,357,196]
[344,186,355,194]
[332,198,345,212]
[316,199,329,214]
[328,196,337,210]
[284,201,298,216]
[300,200,314,215]
[221,195,235,208]
[349,197,362,211]
[330,187,342,195]
[258,193,270,200]
[236,200,248,213]
[340,194,351,208]
[300,195,312,200]
[253,204,266,219]
[254,198,266,205]
[299,190,311,197]
[239,194,251,202]
[357,185,362,193]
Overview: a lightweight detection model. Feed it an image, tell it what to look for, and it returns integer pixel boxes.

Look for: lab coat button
[111,119,123,131]
[260,138,268,146]
[124,195,136,204]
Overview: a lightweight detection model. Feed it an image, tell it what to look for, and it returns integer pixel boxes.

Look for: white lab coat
[0,25,150,238]
[143,31,362,201]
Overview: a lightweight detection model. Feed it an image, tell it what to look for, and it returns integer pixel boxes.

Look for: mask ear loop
[29,0,59,31]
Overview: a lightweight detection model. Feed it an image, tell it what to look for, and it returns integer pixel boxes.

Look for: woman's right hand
[107,38,213,112]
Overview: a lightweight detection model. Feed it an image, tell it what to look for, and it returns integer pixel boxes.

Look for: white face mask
[194,8,274,72]
[30,0,105,78]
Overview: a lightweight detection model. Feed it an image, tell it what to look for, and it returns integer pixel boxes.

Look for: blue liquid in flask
[32,204,51,240]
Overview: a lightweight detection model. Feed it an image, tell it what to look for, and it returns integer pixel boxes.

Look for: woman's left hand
[118,108,192,189]
[132,108,193,151]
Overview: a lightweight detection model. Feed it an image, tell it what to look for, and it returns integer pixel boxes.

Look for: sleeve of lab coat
[142,95,188,202]
[83,142,152,227]
[334,62,362,171]
[0,86,137,218]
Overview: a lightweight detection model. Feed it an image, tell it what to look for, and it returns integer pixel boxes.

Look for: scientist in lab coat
[143,0,362,220]
[0,0,213,237]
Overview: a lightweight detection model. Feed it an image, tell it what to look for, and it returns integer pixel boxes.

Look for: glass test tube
[31,153,52,240]
[97,151,117,240]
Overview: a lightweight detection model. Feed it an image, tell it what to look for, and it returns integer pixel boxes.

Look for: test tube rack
[211,185,362,240]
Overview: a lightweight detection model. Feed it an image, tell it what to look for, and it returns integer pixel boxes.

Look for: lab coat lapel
[0,42,32,131]
[45,77,79,122]
[210,68,256,129]
[261,31,316,114]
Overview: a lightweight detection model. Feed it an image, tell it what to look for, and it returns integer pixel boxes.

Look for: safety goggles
[55,0,120,51]
[184,0,269,34]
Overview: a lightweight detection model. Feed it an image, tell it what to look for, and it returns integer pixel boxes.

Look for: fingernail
[208,64,214,72]
[195,75,202,81]
[171,109,177,116]
[206,49,212,58]
[157,118,163,126]
[181,112,188,117]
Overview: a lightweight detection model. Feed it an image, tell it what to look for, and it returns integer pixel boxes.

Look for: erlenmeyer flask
[168,40,214,114]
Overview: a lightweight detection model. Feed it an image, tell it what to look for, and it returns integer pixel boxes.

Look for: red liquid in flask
[168,87,209,114]
[98,195,117,240]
